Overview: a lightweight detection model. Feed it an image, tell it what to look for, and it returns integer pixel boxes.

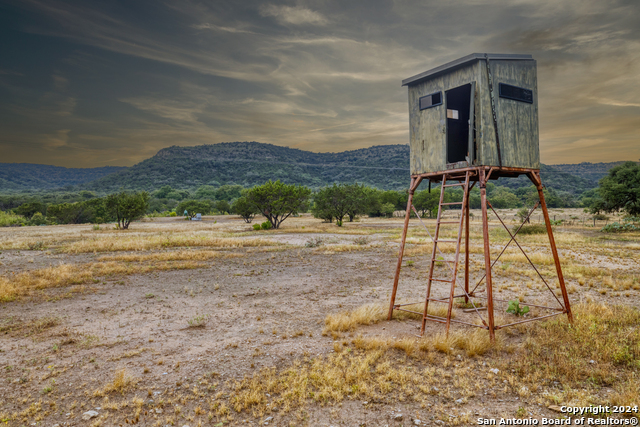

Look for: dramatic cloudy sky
[0,0,639,167]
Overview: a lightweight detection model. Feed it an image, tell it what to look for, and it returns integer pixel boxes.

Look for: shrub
[305,237,323,248]
[353,237,368,245]
[506,300,529,316]
[0,211,25,227]
[252,224,261,231]
[260,221,272,230]
[601,222,640,233]
[28,212,47,226]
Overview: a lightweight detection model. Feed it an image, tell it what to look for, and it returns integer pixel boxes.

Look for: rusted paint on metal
[479,168,496,342]
[388,166,572,340]
[531,171,574,323]
[388,177,422,321]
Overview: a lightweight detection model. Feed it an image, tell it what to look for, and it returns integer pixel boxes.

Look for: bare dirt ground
[1,211,639,426]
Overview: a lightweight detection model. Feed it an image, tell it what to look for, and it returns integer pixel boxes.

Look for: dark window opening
[419,91,442,110]
[499,83,533,103]
[446,84,472,164]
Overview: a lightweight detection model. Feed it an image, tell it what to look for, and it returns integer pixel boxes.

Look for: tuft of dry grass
[93,369,138,397]
[323,304,386,333]
[421,329,498,357]
[109,348,149,362]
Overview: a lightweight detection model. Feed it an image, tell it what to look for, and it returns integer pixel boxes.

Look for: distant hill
[85,142,412,191]
[545,162,633,184]
[1,143,631,194]
[0,163,127,191]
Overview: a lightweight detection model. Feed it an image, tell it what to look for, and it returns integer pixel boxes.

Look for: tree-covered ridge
[546,161,632,184]
[0,163,127,191]
[1,142,634,195]
[85,142,412,192]
[81,142,629,193]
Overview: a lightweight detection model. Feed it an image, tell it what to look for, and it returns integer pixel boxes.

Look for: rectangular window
[499,83,533,104]
[419,91,442,110]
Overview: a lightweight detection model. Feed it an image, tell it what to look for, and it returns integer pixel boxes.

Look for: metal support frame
[387,166,573,341]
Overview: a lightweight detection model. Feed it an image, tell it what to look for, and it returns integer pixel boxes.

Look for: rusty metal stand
[387,166,573,341]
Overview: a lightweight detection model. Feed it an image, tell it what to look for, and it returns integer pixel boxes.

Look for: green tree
[166,190,189,201]
[176,199,212,219]
[312,184,351,226]
[344,184,370,222]
[46,199,108,224]
[488,187,521,209]
[231,196,259,223]
[14,202,47,219]
[380,202,396,218]
[214,185,244,201]
[311,190,334,223]
[311,184,369,225]
[413,189,441,218]
[194,185,217,199]
[245,180,311,229]
[106,191,150,229]
[593,161,640,216]
[154,185,174,199]
[215,200,231,214]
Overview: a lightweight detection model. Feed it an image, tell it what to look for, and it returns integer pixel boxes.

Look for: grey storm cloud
[0,0,638,167]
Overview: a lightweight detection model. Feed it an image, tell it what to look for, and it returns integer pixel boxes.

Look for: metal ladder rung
[441,202,463,205]
[442,183,465,187]
[434,239,457,243]
[430,278,454,283]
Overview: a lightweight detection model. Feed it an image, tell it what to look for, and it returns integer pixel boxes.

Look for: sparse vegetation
[187,314,209,328]
[1,208,639,426]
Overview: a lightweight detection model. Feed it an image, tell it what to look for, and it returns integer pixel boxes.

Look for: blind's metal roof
[402,53,533,87]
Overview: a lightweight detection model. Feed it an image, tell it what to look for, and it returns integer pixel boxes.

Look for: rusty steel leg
[422,175,447,334]
[479,168,496,342]
[388,177,420,320]
[532,172,573,323]
[464,183,470,303]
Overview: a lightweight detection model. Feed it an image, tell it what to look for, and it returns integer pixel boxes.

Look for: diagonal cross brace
[470,201,540,294]
[487,201,565,310]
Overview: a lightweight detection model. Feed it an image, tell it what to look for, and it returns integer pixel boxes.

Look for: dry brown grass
[0,250,237,302]
[323,303,386,333]
[109,348,149,362]
[314,243,382,254]
[93,369,138,397]
[96,250,241,263]
[323,303,458,334]
[62,235,277,253]
[0,316,60,337]
[503,302,640,388]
